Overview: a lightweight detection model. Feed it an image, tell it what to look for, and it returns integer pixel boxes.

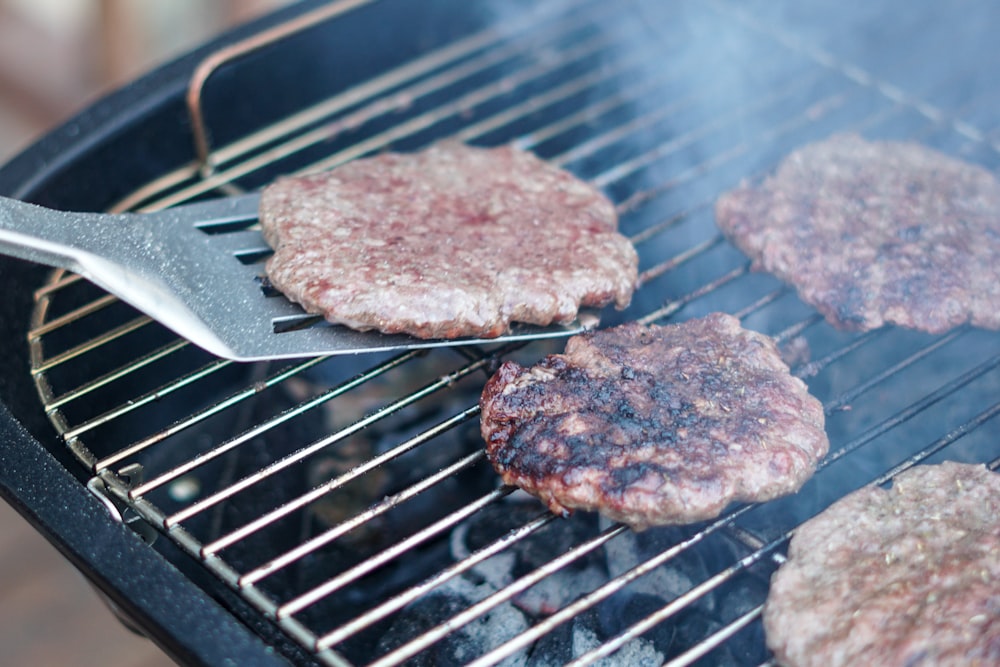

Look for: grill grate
[26,0,1000,665]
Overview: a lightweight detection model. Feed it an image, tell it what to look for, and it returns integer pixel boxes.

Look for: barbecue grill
[1,0,999,665]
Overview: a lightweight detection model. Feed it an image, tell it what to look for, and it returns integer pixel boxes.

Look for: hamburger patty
[764,461,1000,667]
[479,314,829,530]
[259,142,638,339]
[715,133,1000,334]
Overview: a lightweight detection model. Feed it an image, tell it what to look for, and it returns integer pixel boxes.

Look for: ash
[378,575,530,667]
[380,499,769,665]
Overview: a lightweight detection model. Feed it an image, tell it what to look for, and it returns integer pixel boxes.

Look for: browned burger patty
[479,313,829,530]
[259,142,638,339]
[715,133,1000,334]
[764,461,1000,667]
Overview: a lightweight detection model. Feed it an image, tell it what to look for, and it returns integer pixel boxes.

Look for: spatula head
[136,194,599,361]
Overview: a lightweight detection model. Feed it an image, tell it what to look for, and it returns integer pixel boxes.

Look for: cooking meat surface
[715,133,1000,334]
[479,313,829,530]
[260,142,638,339]
[763,461,1000,667]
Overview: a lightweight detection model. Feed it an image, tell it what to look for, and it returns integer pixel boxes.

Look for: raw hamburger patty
[715,133,1000,334]
[260,142,638,339]
[479,313,829,530]
[764,461,1000,667]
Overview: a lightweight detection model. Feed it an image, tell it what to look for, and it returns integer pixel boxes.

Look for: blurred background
[0,2,290,665]
[0,0,291,162]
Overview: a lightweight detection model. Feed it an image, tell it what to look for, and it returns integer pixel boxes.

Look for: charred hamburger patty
[715,133,1000,334]
[764,461,1000,667]
[259,142,638,339]
[479,314,829,530]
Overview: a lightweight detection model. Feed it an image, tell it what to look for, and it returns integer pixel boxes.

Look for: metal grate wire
[25,1,1000,665]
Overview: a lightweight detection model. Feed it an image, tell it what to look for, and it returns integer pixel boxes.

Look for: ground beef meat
[763,461,1000,667]
[259,142,638,339]
[715,133,1000,334]
[479,313,829,530]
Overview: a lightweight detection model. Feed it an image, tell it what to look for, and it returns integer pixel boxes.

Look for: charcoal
[377,576,529,666]
[453,504,608,616]
[603,524,714,612]
[526,607,664,667]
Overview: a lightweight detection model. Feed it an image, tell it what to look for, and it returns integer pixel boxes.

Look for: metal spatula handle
[0,196,134,269]
[0,194,260,269]
[0,194,264,358]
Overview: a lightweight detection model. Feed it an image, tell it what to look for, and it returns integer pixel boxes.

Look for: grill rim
[0,402,301,666]
[0,1,369,665]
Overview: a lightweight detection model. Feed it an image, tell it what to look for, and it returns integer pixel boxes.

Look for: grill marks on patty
[480,314,829,530]
[715,133,1000,334]
[763,462,1000,667]
[259,142,638,340]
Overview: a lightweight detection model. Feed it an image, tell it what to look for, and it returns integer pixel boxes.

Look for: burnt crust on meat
[715,133,1000,334]
[479,313,829,530]
[763,461,1000,667]
[259,142,638,339]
